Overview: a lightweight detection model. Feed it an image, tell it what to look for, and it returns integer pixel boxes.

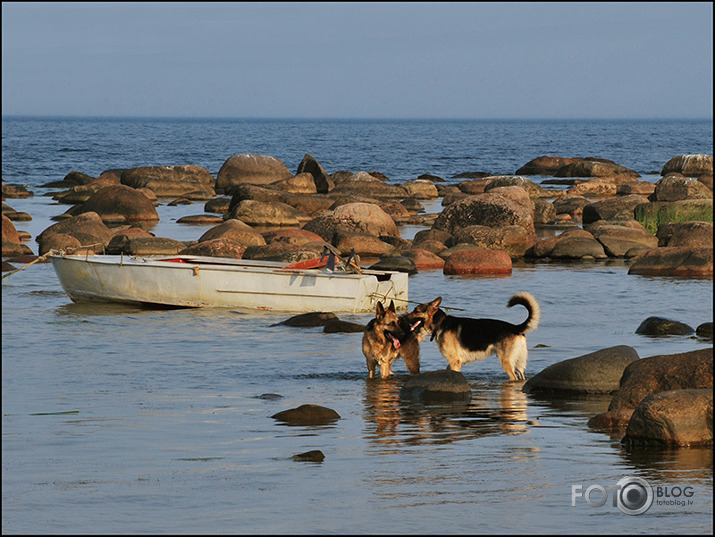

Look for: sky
[1,2,713,120]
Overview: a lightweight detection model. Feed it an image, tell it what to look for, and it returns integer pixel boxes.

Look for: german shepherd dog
[362,300,421,378]
[401,293,540,381]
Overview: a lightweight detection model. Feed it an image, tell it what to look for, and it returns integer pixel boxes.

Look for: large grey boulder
[523,345,640,395]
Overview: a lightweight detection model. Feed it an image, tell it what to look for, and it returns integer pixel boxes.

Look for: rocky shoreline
[3,151,713,448]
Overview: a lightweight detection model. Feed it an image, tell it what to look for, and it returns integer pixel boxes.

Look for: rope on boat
[2,251,54,280]
[367,290,466,312]
[2,243,105,280]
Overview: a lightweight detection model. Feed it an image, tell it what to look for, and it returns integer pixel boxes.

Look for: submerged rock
[292,450,325,462]
[271,404,340,425]
[399,369,472,403]
[273,312,339,327]
[635,316,695,336]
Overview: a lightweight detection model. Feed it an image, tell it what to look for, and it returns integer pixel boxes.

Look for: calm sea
[2,117,713,534]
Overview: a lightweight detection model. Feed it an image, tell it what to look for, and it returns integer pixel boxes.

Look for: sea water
[2,117,713,534]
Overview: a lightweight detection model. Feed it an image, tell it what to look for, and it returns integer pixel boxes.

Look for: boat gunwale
[48,254,403,280]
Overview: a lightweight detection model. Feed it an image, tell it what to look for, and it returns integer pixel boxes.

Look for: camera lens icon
[616,476,653,515]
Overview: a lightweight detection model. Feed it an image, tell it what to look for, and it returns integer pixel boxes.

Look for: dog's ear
[388,300,396,313]
[429,297,442,309]
[376,301,385,316]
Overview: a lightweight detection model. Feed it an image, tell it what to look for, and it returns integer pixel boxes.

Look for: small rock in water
[272,312,339,327]
[323,318,366,333]
[292,450,325,462]
[256,393,283,400]
[271,404,341,424]
[635,316,694,336]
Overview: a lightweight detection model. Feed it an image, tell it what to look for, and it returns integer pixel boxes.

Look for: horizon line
[2,114,713,122]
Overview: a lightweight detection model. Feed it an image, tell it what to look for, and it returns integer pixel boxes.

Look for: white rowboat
[49,253,409,313]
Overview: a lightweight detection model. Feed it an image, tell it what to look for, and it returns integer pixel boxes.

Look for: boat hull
[50,254,409,313]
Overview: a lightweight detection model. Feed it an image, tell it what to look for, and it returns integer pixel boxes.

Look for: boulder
[567,178,618,197]
[582,195,650,224]
[653,175,713,201]
[225,199,306,227]
[178,239,247,259]
[656,221,713,248]
[262,228,326,246]
[42,170,96,188]
[623,389,713,447]
[121,165,215,198]
[271,404,340,424]
[2,214,20,244]
[105,228,156,254]
[432,189,535,235]
[2,215,33,257]
[329,171,409,199]
[37,212,114,254]
[634,198,713,235]
[450,224,536,258]
[1,183,33,199]
[555,158,639,178]
[588,348,713,429]
[176,215,224,225]
[549,233,607,260]
[617,181,656,197]
[401,179,439,199]
[368,256,418,275]
[443,248,512,275]
[35,232,83,255]
[523,345,640,394]
[296,153,334,193]
[323,318,366,333]
[274,311,339,327]
[401,248,446,270]
[270,172,318,194]
[457,178,492,195]
[661,154,713,177]
[70,185,160,224]
[216,154,292,191]
[635,316,695,336]
[696,322,713,340]
[533,199,557,224]
[552,195,591,223]
[627,246,713,277]
[698,173,713,192]
[483,176,546,198]
[242,242,325,263]
[198,219,266,246]
[399,369,472,402]
[53,174,122,204]
[292,450,325,462]
[302,202,400,242]
[204,196,232,214]
[333,231,394,257]
[586,220,658,257]
[515,156,578,175]
[228,183,334,216]
[109,236,186,256]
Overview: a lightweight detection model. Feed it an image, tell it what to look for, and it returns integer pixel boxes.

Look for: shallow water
[2,117,713,533]
[3,256,712,534]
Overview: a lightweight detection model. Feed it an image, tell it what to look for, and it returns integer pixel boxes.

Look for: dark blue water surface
[2,117,713,534]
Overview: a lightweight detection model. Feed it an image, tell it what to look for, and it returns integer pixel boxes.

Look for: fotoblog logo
[572,476,654,515]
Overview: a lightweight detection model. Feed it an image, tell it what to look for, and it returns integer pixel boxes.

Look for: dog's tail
[508,292,540,334]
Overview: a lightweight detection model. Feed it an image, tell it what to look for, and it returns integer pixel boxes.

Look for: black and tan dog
[362,300,421,378]
[402,293,540,381]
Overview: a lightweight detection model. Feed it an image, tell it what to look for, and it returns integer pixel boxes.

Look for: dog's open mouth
[385,330,401,349]
[408,319,423,332]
